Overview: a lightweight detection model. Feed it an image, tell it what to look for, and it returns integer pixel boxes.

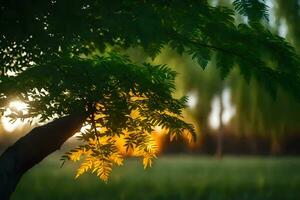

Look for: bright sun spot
[9,101,28,111]
[1,100,28,132]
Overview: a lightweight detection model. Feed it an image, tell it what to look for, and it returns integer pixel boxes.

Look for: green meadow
[12,154,300,200]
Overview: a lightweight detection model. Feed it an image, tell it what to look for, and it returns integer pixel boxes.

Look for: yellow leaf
[69,150,84,162]
[75,156,94,179]
[143,156,152,169]
[110,154,124,166]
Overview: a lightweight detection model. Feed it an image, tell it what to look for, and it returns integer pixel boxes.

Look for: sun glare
[1,100,28,132]
[9,101,28,111]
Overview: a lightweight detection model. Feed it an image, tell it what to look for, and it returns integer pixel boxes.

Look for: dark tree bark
[0,113,86,200]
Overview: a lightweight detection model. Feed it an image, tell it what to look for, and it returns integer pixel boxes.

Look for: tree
[1,0,300,199]
[230,0,300,154]
[276,0,300,53]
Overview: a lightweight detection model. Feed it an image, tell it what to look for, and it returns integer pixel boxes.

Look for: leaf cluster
[1,0,300,100]
[1,52,195,180]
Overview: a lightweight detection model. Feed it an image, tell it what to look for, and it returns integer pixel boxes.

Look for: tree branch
[0,113,87,199]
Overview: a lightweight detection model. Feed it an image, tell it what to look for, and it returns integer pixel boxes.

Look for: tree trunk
[0,113,86,199]
[216,90,224,159]
[270,136,281,155]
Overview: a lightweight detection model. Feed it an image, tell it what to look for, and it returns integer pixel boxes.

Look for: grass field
[11,154,300,200]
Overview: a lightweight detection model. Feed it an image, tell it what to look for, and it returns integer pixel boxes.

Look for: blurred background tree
[142,0,300,156]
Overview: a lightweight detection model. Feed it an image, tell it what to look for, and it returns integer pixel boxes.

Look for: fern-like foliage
[1,52,195,181]
[1,0,300,101]
[233,0,269,22]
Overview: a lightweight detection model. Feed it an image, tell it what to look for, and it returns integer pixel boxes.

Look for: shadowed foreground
[12,155,300,200]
